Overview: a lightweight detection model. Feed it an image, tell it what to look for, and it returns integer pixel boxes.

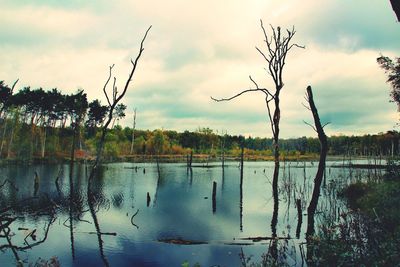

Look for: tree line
[0,80,399,161]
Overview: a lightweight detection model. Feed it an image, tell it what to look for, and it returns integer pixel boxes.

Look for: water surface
[0,160,383,266]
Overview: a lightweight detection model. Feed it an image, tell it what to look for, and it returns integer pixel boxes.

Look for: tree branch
[116,25,152,105]
[303,120,317,132]
[103,65,114,106]
[211,88,269,102]
[266,96,276,137]
[11,79,19,94]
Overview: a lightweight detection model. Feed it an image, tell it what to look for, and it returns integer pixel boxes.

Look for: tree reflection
[87,189,110,267]
[268,187,279,264]
[0,192,56,266]
[68,163,75,260]
[86,165,113,267]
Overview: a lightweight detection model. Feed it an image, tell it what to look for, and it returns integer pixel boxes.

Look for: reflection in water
[239,163,243,232]
[87,190,110,267]
[153,163,163,207]
[0,194,56,265]
[187,167,193,186]
[87,165,117,267]
[0,161,384,266]
[295,199,302,239]
[269,161,280,263]
[268,184,279,264]
[34,171,39,197]
[68,163,75,260]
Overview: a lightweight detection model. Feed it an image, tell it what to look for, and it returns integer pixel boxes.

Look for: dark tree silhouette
[212,21,303,224]
[0,80,18,157]
[304,86,328,238]
[390,0,400,21]
[0,80,17,118]
[130,108,137,155]
[87,25,151,190]
[86,99,109,138]
[67,90,88,162]
[377,55,400,111]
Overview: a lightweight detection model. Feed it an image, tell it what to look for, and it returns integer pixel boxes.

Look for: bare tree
[130,108,137,155]
[88,26,151,190]
[390,0,400,21]
[83,26,151,267]
[303,86,328,238]
[212,20,303,195]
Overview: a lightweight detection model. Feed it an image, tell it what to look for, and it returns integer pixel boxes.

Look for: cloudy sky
[1,0,400,138]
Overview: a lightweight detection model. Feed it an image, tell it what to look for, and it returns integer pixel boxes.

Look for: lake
[0,160,384,266]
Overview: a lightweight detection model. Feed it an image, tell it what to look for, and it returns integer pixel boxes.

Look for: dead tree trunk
[220,131,226,169]
[390,0,400,21]
[70,125,77,163]
[130,108,137,155]
[187,149,193,169]
[211,21,303,197]
[87,26,151,192]
[296,199,302,239]
[305,86,328,238]
[68,164,75,260]
[212,181,217,214]
[240,139,244,180]
[239,138,244,230]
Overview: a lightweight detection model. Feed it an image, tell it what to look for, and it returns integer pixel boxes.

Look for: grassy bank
[308,178,400,266]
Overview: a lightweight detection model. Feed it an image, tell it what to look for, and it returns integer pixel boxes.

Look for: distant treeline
[0,81,399,160]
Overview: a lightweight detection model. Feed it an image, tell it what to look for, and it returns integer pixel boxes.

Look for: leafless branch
[249,75,260,89]
[11,79,19,94]
[211,88,267,102]
[265,96,275,136]
[116,25,152,105]
[256,46,270,63]
[289,43,305,50]
[103,65,114,106]
[322,122,331,128]
[112,77,117,103]
[302,102,311,111]
[130,209,140,229]
[0,214,55,251]
[303,120,317,132]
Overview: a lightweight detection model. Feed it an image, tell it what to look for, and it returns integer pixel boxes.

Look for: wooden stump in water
[146,192,151,207]
[212,181,217,213]
[296,199,302,239]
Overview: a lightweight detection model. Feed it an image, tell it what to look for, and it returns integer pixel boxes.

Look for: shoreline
[0,154,390,166]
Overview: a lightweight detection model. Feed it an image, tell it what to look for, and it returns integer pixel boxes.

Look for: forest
[0,82,399,162]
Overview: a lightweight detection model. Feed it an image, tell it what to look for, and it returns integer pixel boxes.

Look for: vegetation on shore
[305,160,400,266]
[1,80,400,163]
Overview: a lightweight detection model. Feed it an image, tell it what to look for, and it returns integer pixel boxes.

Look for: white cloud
[0,0,399,137]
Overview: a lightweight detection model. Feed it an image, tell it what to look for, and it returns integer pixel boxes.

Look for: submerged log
[239,236,292,242]
[158,238,207,245]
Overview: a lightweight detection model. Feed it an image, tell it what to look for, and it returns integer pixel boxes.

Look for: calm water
[0,160,383,266]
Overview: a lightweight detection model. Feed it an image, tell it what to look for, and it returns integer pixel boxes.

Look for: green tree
[111,103,126,128]
[377,56,400,110]
[150,129,166,155]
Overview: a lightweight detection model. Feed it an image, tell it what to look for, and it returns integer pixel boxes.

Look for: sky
[1,0,400,138]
